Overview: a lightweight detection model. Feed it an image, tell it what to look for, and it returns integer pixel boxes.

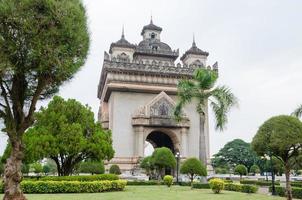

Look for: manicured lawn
[0,186,285,200]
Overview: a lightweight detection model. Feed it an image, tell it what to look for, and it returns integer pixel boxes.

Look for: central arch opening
[145,131,175,155]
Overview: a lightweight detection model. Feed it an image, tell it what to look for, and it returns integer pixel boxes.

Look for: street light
[264,154,276,196]
[175,152,181,184]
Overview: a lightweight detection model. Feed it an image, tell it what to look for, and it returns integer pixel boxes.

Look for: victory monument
[97,19,218,173]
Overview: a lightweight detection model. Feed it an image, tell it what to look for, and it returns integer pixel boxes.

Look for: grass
[0,186,285,200]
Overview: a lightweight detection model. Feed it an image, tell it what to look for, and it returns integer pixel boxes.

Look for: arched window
[151,32,156,39]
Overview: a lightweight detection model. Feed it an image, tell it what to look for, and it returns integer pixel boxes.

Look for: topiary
[209,178,225,194]
[234,164,247,179]
[109,164,121,175]
[163,175,173,187]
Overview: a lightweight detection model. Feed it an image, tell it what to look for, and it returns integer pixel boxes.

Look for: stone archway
[146,131,175,153]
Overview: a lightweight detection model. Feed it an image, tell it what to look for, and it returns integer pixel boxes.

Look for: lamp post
[175,152,180,184]
[269,154,276,196]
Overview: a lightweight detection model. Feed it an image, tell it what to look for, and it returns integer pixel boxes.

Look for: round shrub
[234,164,247,179]
[79,161,105,175]
[163,175,173,187]
[209,178,225,194]
[109,164,121,175]
[249,164,260,175]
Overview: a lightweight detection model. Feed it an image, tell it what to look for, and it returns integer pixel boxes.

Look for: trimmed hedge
[240,179,280,186]
[0,180,126,194]
[291,181,302,188]
[126,180,162,186]
[192,183,210,189]
[269,186,302,199]
[225,183,258,193]
[179,182,191,186]
[39,174,119,182]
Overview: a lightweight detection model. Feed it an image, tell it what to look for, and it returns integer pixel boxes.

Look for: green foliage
[140,156,155,177]
[126,180,162,186]
[0,161,4,176]
[252,115,302,198]
[241,185,258,193]
[234,164,247,178]
[191,183,210,189]
[224,183,258,193]
[163,175,173,187]
[270,186,302,199]
[21,164,30,174]
[212,139,258,170]
[214,167,229,174]
[291,181,302,188]
[151,147,176,178]
[292,104,302,118]
[42,165,50,175]
[249,164,260,175]
[31,162,43,174]
[39,174,118,182]
[79,161,105,175]
[180,157,207,183]
[109,165,121,175]
[23,96,114,176]
[209,178,225,194]
[240,179,280,186]
[44,159,57,175]
[174,68,237,131]
[0,180,126,193]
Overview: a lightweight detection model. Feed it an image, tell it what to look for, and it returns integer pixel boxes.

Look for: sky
[1,0,302,157]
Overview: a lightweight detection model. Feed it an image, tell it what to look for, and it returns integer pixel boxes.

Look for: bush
[126,180,162,186]
[270,186,302,199]
[192,183,210,189]
[224,183,242,192]
[291,181,302,188]
[249,164,260,175]
[223,179,233,183]
[109,165,121,175]
[224,183,258,193]
[0,180,126,194]
[39,174,118,182]
[241,184,258,193]
[180,158,207,183]
[209,178,224,194]
[163,175,173,187]
[240,179,280,186]
[79,161,105,175]
[234,164,247,179]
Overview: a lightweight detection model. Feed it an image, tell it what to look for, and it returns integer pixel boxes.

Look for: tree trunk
[3,139,27,200]
[285,164,292,200]
[199,114,206,164]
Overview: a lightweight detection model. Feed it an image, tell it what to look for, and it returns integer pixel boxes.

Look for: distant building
[97,18,218,173]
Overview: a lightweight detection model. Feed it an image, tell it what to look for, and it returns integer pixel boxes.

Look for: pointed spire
[121,25,125,39]
[192,33,196,48]
[150,13,153,24]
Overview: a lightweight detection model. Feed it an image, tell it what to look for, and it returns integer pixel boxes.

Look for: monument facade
[97,19,218,172]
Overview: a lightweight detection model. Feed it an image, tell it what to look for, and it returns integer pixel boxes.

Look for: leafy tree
[174,68,237,162]
[214,167,229,174]
[140,156,155,178]
[0,0,89,198]
[21,164,29,175]
[44,159,57,175]
[23,96,114,176]
[211,139,258,170]
[151,147,176,179]
[79,161,105,175]
[0,157,4,176]
[249,164,260,175]
[31,162,42,175]
[42,165,51,175]
[252,115,302,200]
[180,157,207,184]
[234,164,247,179]
[109,164,121,175]
[292,104,302,118]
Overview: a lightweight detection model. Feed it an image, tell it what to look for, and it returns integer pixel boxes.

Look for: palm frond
[210,86,238,131]
[292,104,302,118]
[194,68,218,90]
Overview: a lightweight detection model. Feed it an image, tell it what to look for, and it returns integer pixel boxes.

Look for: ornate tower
[97,19,217,172]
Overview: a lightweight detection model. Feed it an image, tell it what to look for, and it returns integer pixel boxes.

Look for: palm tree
[292,104,302,118]
[174,68,237,162]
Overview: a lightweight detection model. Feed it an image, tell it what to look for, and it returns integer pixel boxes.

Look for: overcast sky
[1,0,302,156]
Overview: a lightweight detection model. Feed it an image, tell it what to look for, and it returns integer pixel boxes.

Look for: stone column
[134,126,144,157]
[181,127,188,158]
